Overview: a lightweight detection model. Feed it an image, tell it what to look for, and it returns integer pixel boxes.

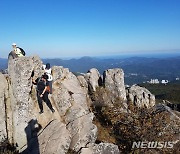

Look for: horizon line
[1,51,180,60]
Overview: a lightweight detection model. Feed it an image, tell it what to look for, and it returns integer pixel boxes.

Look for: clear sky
[0,0,180,58]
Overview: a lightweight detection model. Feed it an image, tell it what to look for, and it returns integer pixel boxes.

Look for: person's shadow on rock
[22,119,42,154]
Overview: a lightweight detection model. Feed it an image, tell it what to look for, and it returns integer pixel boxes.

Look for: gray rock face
[52,68,90,118]
[77,75,88,93]
[127,85,155,108]
[84,68,102,93]
[3,57,125,153]
[38,120,71,154]
[103,68,127,101]
[7,56,43,149]
[52,67,97,152]
[22,119,71,154]
[67,113,97,152]
[0,73,8,142]
[52,66,70,81]
[7,56,64,151]
[80,143,120,154]
[5,58,99,152]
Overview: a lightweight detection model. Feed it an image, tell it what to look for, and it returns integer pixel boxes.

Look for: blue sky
[0,0,180,58]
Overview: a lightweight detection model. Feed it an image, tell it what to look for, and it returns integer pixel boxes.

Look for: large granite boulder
[67,113,97,152]
[51,66,70,81]
[127,85,155,108]
[77,75,89,93]
[52,66,97,152]
[6,56,66,152]
[84,68,102,93]
[22,119,71,154]
[80,143,120,154]
[103,68,126,101]
[7,56,43,149]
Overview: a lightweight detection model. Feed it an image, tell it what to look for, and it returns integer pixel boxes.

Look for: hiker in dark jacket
[32,74,55,114]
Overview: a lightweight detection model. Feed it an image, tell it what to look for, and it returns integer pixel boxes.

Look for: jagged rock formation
[0,56,121,153]
[84,68,128,112]
[2,55,178,153]
[51,66,97,152]
[127,85,155,108]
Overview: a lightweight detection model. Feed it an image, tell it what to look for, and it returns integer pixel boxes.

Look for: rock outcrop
[4,56,72,152]
[103,68,127,101]
[52,66,97,152]
[84,68,102,93]
[127,85,155,108]
[80,143,120,154]
[22,119,71,154]
[0,55,170,154]
[7,56,44,149]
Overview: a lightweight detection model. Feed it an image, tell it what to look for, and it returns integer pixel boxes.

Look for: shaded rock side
[0,73,8,142]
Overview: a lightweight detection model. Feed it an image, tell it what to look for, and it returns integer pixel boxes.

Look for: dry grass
[90,86,180,153]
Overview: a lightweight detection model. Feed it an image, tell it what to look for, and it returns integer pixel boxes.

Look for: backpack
[17,47,26,56]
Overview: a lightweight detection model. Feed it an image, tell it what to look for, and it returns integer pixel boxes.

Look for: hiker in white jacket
[43,63,53,94]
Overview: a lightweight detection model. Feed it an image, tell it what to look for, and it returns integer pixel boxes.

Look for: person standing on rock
[32,74,55,114]
[42,63,53,94]
[8,43,26,59]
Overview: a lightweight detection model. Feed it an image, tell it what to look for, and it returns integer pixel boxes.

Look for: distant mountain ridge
[42,56,180,84]
[1,56,180,84]
[0,58,8,70]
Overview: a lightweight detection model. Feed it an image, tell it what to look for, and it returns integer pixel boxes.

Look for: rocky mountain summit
[0,56,179,154]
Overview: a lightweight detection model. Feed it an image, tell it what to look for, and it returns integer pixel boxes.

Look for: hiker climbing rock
[32,74,55,114]
[43,63,53,94]
[8,43,26,59]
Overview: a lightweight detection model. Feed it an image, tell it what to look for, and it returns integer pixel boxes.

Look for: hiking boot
[39,111,44,114]
[51,109,55,113]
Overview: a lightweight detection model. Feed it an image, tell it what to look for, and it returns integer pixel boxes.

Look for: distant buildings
[147,79,160,84]
[147,79,169,84]
[161,80,169,84]
[129,73,138,76]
